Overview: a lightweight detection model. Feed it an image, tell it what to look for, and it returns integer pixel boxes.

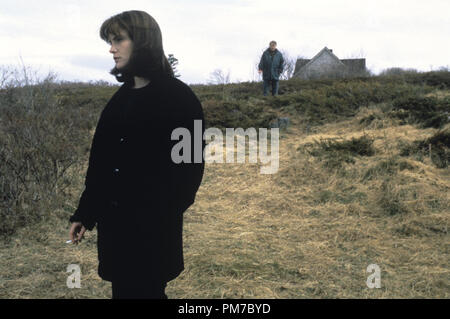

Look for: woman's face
[108,29,133,70]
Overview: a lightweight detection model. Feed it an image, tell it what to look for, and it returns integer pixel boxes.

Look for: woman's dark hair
[100,10,174,85]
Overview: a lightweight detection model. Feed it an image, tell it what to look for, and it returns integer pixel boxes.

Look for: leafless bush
[0,61,92,238]
[208,68,231,85]
[278,49,296,80]
[379,67,419,76]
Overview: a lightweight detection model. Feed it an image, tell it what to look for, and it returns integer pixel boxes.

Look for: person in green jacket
[258,40,284,96]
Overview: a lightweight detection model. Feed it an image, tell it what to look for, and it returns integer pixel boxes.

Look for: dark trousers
[263,79,279,96]
[112,279,168,299]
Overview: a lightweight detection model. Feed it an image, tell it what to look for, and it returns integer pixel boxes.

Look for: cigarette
[66,240,73,244]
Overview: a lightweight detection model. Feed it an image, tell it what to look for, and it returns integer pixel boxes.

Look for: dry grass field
[0,96,448,298]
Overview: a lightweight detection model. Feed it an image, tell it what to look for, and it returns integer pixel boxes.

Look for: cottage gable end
[293,47,366,79]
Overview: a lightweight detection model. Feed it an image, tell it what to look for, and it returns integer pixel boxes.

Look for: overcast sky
[0,0,449,85]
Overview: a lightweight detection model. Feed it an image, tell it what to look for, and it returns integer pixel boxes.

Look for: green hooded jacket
[258,48,284,80]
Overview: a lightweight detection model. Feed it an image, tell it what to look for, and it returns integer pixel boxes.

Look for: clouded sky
[0,0,449,85]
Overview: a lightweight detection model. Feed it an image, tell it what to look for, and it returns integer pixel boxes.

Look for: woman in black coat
[68,10,205,299]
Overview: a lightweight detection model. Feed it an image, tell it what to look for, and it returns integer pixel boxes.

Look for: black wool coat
[69,75,205,283]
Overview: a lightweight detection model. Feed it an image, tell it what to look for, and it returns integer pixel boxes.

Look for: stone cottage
[293,47,366,79]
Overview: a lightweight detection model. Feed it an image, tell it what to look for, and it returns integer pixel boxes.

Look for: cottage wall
[293,59,310,75]
[341,59,367,76]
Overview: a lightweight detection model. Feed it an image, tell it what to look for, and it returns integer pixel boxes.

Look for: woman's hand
[69,222,86,245]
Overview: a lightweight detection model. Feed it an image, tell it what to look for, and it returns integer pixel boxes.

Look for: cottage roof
[302,46,345,69]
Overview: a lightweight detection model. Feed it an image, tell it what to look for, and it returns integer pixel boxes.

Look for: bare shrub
[0,61,92,238]
[208,68,231,85]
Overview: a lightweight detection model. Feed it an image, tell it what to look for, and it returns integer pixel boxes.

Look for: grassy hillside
[0,71,448,298]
